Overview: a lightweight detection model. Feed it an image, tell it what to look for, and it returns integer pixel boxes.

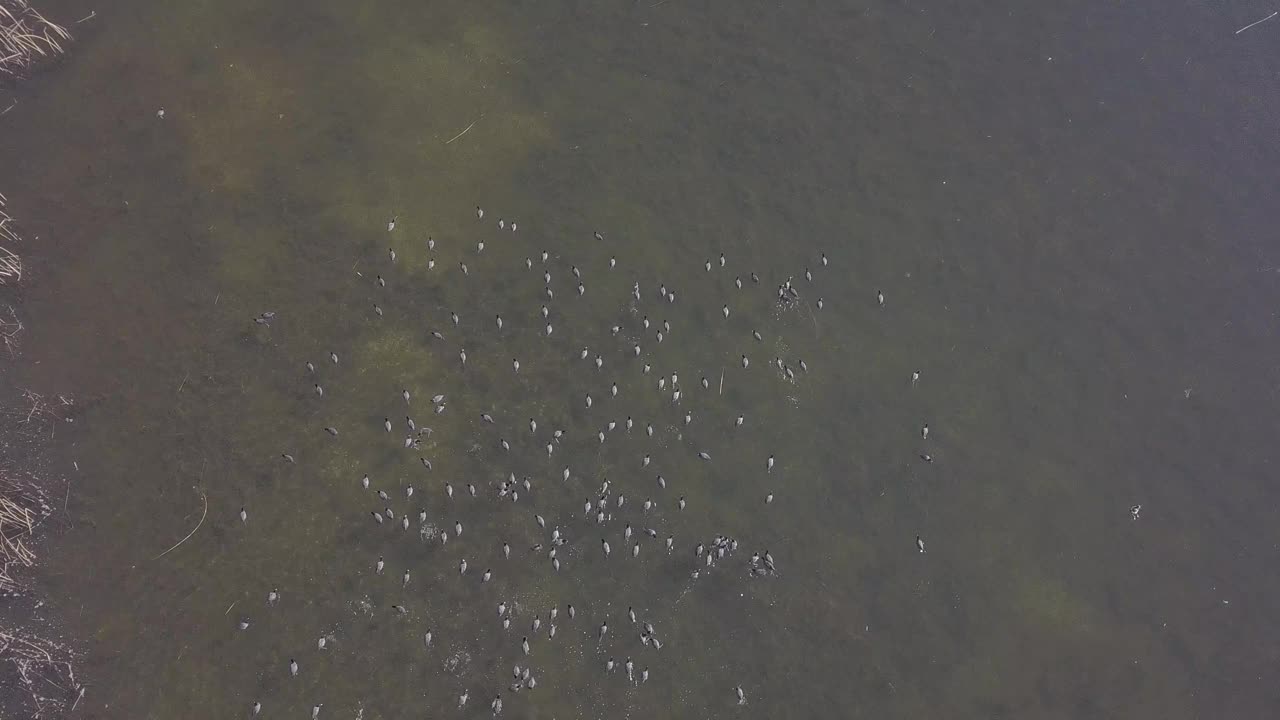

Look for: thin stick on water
[176,372,189,393]
[1236,10,1277,34]
[445,118,479,145]
[153,486,207,560]
[224,601,237,615]
[719,369,724,395]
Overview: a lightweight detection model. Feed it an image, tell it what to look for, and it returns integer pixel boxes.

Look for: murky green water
[3,0,1279,717]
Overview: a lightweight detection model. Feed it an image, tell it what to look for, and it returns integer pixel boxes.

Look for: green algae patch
[1013,573,1093,632]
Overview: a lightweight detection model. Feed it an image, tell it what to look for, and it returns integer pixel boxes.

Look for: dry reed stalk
[0,0,69,79]
[0,628,79,718]
[0,304,21,355]
[0,193,23,286]
[0,473,49,592]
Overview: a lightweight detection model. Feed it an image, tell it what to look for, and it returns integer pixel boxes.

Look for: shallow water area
[2,0,1279,718]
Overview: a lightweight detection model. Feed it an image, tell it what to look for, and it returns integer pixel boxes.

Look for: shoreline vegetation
[2,5,80,715]
[0,0,69,82]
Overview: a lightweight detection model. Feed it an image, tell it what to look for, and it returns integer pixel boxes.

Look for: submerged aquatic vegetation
[219,201,842,716]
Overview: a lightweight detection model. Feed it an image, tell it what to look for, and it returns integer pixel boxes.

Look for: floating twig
[1236,10,1277,34]
[445,118,479,145]
[153,485,207,560]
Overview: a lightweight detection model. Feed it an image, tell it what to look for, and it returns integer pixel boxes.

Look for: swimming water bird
[877,289,885,307]
[736,686,746,705]
[459,689,468,708]
[289,659,299,677]
[376,557,384,574]
[599,622,609,641]
[911,370,920,386]
[602,539,611,557]
[921,424,929,440]
[1130,504,1142,520]
[384,418,392,433]
[239,507,247,523]
[388,247,396,262]
[460,349,467,366]
[324,426,339,436]
[916,535,926,553]
[314,384,323,397]
[742,355,749,369]
[767,455,775,472]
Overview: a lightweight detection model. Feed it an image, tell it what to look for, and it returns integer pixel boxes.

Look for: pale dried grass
[0,0,69,80]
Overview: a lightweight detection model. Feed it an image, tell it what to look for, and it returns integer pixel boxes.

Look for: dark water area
[2,0,1279,717]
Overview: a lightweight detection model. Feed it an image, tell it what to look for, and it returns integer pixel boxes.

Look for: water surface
[2,0,1279,718]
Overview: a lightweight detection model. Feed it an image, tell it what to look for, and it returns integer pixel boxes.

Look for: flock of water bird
[236,204,934,718]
